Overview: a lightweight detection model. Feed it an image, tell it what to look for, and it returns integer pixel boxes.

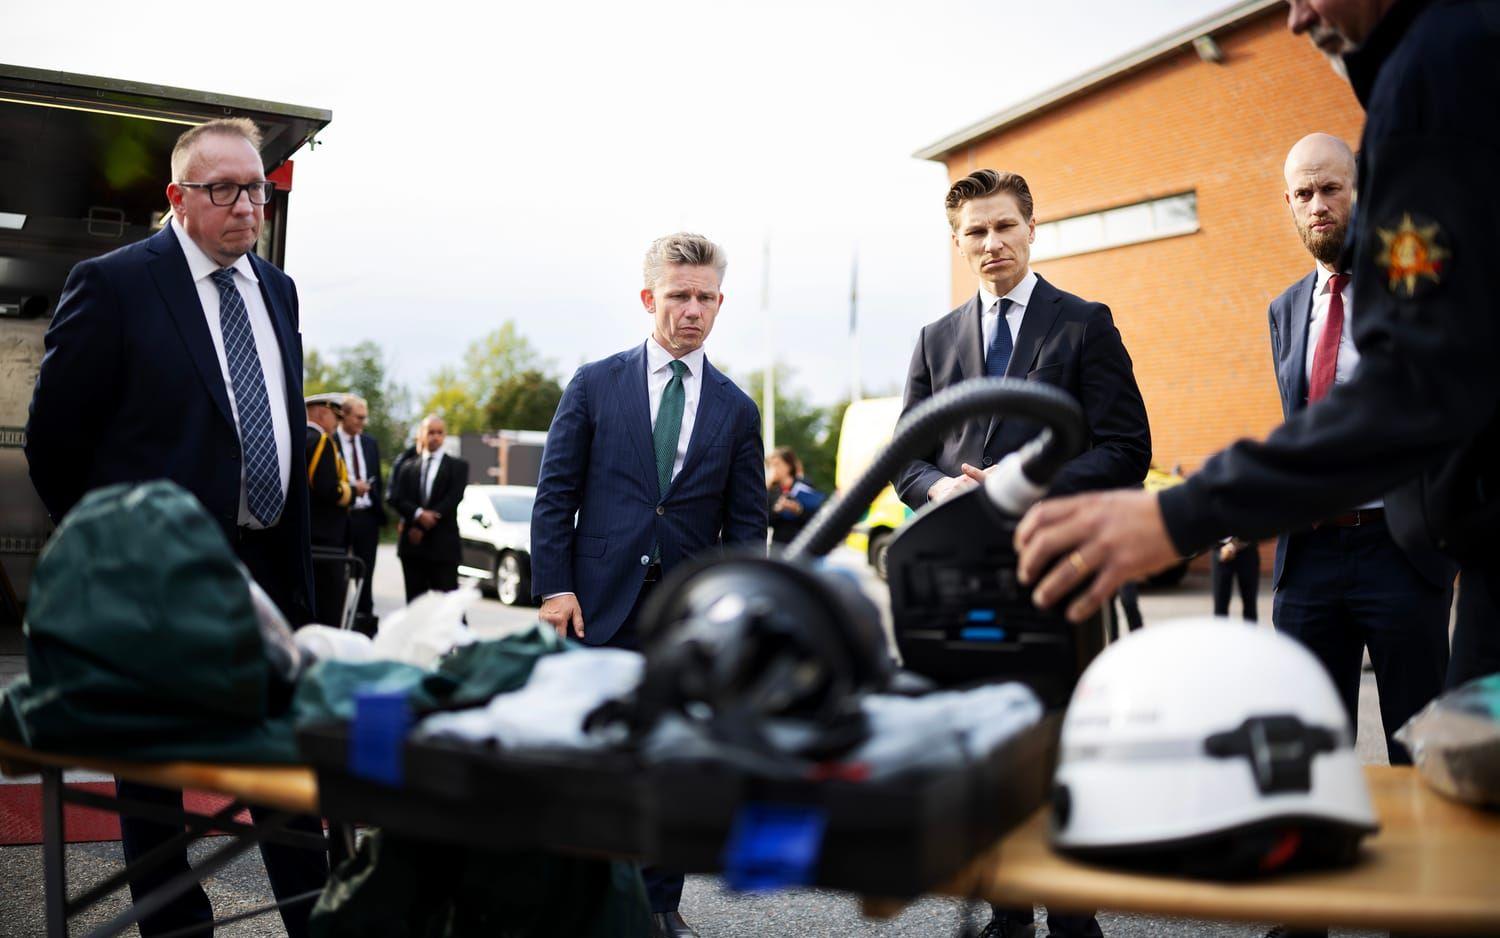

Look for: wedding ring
[1067,550,1090,576]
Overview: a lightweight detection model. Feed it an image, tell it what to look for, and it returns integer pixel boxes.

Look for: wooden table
[941,766,1500,934]
[6,742,1499,935]
[0,738,327,938]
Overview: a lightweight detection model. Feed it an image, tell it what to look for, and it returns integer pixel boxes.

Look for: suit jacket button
[656,505,665,516]
[640,555,651,565]
[231,449,241,461]
[982,456,993,467]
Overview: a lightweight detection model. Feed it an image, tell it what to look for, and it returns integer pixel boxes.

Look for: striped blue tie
[985,297,1014,378]
[210,268,283,527]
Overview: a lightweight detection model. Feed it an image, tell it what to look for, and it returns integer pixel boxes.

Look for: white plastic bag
[370,587,480,669]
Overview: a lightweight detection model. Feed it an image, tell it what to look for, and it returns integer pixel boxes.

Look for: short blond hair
[170,118,263,181]
[643,232,727,289]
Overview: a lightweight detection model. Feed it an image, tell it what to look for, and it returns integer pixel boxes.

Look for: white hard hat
[1050,618,1377,878]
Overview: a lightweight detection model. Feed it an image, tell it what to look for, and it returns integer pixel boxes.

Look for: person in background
[338,393,386,634]
[389,415,468,601]
[766,446,825,546]
[305,392,352,626]
[1210,536,1259,622]
[1265,132,1452,767]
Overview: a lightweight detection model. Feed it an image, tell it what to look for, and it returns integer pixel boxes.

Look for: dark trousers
[116,780,328,937]
[1449,551,1500,689]
[347,509,381,619]
[400,553,459,602]
[988,905,1102,938]
[1212,546,1260,621]
[311,543,349,627]
[119,526,329,933]
[1272,522,1451,764]
[604,573,686,914]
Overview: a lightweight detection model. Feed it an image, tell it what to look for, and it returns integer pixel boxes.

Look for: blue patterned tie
[210,268,283,526]
[985,297,1014,378]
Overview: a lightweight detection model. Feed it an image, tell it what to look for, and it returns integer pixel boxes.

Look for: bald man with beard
[1265,133,1454,767]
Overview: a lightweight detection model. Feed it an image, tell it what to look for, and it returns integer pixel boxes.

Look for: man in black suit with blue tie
[897,170,1150,938]
[1268,133,1452,768]
[26,119,327,936]
[531,232,767,938]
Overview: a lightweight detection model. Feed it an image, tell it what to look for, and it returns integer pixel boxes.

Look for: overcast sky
[5,0,1237,406]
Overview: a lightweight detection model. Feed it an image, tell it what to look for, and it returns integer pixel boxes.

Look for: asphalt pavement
[0,546,1391,937]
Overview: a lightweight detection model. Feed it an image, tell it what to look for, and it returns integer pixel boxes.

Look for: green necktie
[653,360,688,497]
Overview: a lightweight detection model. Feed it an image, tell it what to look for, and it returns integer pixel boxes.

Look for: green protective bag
[0,480,298,762]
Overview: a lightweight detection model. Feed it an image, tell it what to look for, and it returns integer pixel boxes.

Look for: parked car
[457,484,536,606]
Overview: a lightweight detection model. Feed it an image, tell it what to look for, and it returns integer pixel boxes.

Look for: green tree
[421,322,555,434]
[302,341,413,467]
[484,369,564,430]
[730,363,847,495]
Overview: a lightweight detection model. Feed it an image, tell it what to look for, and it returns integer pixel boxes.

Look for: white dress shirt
[977,269,1038,366]
[645,338,705,482]
[171,218,291,528]
[414,449,445,518]
[338,428,373,510]
[1305,265,1380,510]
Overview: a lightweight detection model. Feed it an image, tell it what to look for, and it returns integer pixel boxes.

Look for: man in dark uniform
[1016,0,1500,703]
[305,391,352,625]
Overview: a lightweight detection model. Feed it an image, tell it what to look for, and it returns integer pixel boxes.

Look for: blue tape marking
[965,609,998,622]
[350,688,411,787]
[960,626,1006,642]
[722,802,827,892]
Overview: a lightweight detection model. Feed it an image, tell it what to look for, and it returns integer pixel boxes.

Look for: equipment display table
[4,741,1498,936]
[945,766,1500,935]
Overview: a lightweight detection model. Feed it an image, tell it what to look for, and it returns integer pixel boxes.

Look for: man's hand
[540,594,585,640]
[1218,541,1238,563]
[773,494,802,515]
[1014,489,1181,623]
[415,509,440,530]
[406,526,424,546]
[928,473,980,504]
[353,480,371,497]
[959,462,996,484]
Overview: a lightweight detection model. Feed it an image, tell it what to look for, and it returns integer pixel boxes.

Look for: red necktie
[1308,273,1350,403]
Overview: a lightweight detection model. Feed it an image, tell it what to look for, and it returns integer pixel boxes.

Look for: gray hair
[642,232,727,288]
[342,393,367,411]
[170,118,263,181]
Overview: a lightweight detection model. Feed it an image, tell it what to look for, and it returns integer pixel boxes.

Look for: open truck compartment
[0,64,330,624]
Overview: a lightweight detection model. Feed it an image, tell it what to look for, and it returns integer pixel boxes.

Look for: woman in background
[766,446,825,546]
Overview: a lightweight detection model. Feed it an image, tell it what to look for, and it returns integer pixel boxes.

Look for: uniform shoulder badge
[1374,213,1450,298]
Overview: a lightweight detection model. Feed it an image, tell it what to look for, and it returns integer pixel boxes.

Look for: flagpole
[762,236,775,455]
[849,248,860,403]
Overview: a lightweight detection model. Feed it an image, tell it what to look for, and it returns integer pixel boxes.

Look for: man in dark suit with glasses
[27,117,327,937]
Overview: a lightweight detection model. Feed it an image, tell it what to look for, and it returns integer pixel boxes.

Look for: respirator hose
[785,378,1086,561]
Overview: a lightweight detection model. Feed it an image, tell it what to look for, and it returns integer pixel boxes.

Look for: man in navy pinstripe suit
[530,232,767,936]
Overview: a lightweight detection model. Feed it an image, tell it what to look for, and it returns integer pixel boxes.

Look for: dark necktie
[985,297,1015,377]
[352,435,364,480]
[654,360,688,496]
[209,268,282,526]
[1308,273,1350,403]
[421,455,433,504]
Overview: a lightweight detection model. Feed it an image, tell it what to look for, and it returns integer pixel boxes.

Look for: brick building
[916,0,1364,473]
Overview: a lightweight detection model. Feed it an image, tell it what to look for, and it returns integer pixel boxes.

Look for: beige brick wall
[941,11,1364,474]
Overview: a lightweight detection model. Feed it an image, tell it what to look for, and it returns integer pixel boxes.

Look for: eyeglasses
[176,180,276,206]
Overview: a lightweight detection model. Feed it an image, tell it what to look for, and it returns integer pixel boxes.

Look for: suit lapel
[672,358,729,491]
[958,294,985,383]
[248,254,304,414]
[1282,272,1317,413]
[619,343,659,488]
[147,226,235,428]
[985,274,1063,446]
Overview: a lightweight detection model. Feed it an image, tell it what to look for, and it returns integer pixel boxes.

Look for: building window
[1031,191,1197,261]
